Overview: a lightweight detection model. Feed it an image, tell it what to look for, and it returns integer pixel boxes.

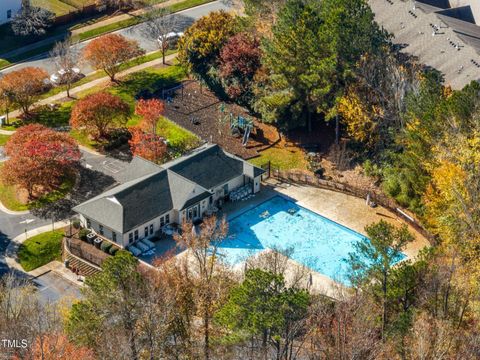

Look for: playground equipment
[230,115,254,146]
[161,83,184,101]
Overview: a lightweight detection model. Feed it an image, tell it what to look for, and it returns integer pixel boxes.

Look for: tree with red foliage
[135,98,165,134]
[70,92,130,139]
[0,67,48,115]
[4,123,49,157]
[1,124,81,199]
[128,127,167,163]
[219,33,262,103]
[83,34,144,82]
[23,334,95,360]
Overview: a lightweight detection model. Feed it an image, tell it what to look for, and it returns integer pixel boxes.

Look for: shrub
[72,220,81,229]
[101,241,112,253]
[109,246,119,256]
[78,228,89,241]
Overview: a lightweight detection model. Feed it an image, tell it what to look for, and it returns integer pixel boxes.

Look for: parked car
[50,67,84,85]
[157,32,184,47]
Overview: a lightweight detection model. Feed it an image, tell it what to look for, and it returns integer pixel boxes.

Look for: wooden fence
[269,167,436,245]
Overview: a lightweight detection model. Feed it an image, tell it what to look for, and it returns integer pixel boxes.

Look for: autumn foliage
[82,34,144,81]
[135,98,165,134]
[128,127,167,163]
[219,33,262,100]
[28,334,95,360]
[0,67,48,115]
[70,92,130,139]
[2,124,81,198]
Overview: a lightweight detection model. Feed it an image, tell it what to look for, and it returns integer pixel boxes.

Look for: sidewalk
[4,52,178,120]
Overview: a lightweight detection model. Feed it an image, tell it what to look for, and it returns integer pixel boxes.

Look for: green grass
[169,0,213,12]
[32,0,77,16]
[62,0,96,9]
[0,164,29,211]
[70,129,97,149]
[18,230,64,271]
[0,134,11,146]
[249,146,308,171]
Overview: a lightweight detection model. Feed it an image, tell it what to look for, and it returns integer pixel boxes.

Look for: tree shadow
[30,167,116,220]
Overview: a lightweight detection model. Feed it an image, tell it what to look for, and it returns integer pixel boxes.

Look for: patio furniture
[140,238,155,249]
[128,245,141,256]
[136,241,149,253]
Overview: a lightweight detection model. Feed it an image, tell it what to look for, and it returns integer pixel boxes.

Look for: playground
[162,81,278,159]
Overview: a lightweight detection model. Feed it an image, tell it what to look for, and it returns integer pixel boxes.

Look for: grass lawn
[0,134,11,146]
[250,145,308,171]
[32,0,77,16]
[0,164,29,211]
[18,230,64,271]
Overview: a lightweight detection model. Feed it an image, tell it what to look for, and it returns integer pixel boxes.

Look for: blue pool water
[218,196,402,285]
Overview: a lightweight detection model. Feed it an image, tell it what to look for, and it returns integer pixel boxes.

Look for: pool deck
[218,179,430,298]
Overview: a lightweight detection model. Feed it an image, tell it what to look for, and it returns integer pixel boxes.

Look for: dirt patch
[163,81,279,159]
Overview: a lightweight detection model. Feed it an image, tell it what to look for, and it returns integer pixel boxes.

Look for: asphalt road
[0,1,229,76]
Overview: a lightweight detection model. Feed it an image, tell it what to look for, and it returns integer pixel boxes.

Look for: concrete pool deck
[217,179,431,298]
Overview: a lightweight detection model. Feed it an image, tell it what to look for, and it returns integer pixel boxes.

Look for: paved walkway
[4,52,178,120]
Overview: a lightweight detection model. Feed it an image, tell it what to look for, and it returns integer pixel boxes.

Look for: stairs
[65,253,101,277]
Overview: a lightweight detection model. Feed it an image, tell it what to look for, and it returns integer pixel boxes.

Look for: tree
[128,127,167,163]
[216,268,310,359]
[27,334,95,360]
[348,220,414,341]
[135,98,165,135]
[219,33,262,104]
[141,7,179,65]
[2,124,81,198]
[70,92,130,139]
[49,39,80,98]
[0,67,48,115]
[174,216,232,360]
[11,1,54,36]
[178,11,237,76]
[259,0,337,132]
[83,34,144,82]
[66,251,146,360]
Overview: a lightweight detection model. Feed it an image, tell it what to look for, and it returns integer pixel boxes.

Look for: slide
[242,126,251,146]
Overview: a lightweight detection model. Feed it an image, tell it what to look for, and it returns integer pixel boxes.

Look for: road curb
[4,220,70,273]
[0,200,29,215]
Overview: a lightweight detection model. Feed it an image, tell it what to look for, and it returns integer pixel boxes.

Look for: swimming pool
[218,196,376,284]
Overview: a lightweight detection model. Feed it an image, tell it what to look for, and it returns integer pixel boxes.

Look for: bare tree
[141,7,180,65]
[49,39,81,98]
[11,0,54,36]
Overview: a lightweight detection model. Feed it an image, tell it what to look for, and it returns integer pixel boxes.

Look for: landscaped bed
[18,230,64,271]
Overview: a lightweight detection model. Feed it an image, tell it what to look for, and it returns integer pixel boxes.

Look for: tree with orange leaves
[83,34,144,82]
[2,124,81,199]
[26,334,95,360]
[128,127,167,163]
[70,92,130,139]
[0,67,48,115]
[135,98,165,135]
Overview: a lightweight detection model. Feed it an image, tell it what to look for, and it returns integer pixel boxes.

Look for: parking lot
[31,271,82,303]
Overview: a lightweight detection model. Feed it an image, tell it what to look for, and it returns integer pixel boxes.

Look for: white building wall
[210,175,245,201]
[0,0,21,25]
[79,214,123,247]
[122,209,173,247]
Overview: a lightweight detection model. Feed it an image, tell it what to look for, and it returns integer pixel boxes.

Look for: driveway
[31,271,82,303]
[0,1,230,76]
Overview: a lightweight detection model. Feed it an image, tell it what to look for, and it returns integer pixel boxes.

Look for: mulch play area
[163,81,280,159]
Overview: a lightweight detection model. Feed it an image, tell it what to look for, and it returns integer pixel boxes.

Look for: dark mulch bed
[163,81,278,159]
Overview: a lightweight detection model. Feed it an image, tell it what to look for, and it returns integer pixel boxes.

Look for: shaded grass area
[18,230,64,271]
[249,145,308,170]
[0,164,75,211]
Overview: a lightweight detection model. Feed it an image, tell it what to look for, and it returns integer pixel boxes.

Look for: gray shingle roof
[74,144,265,233]
[163,144,244,189]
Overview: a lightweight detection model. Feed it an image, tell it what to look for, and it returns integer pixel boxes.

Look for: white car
[50,67,82,85]
[157,32,184,47]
